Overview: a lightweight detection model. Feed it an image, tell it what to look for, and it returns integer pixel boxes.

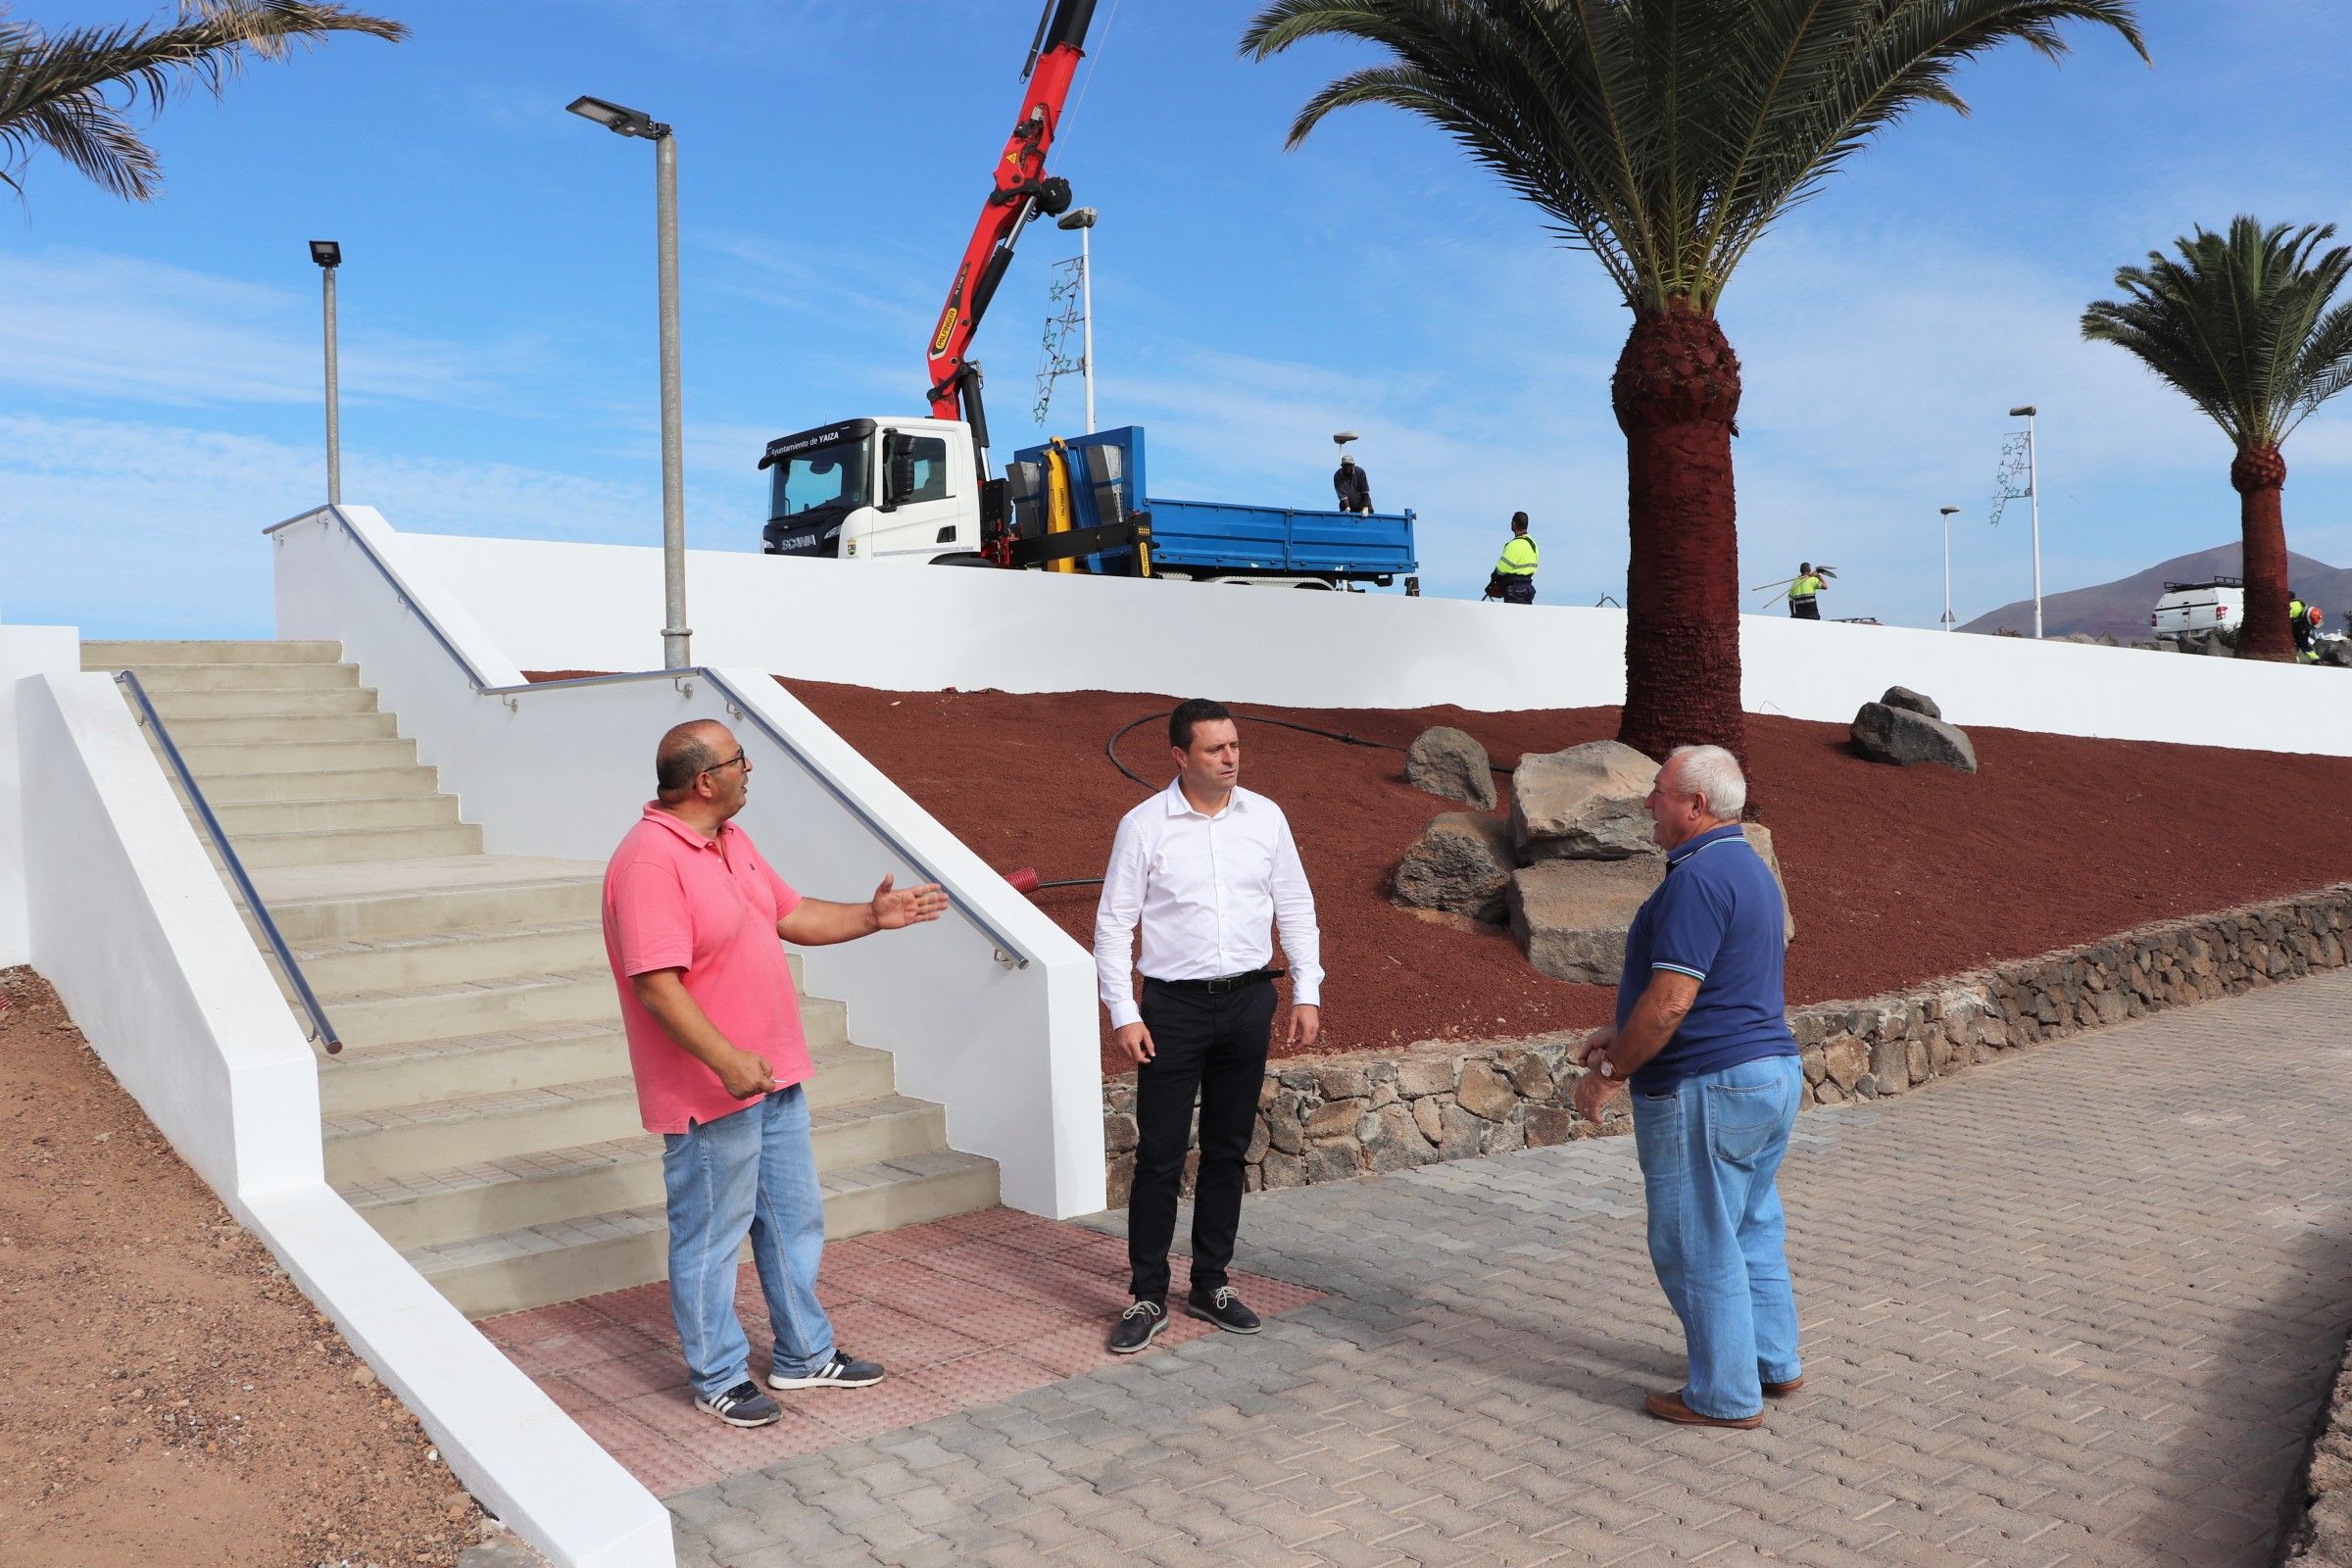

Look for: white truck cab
[2151,577,2242,638]
[760,416,983,564]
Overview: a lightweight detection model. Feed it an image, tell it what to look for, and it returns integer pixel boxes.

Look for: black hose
[1033,877,1102,890]
[1105,708,1512,787]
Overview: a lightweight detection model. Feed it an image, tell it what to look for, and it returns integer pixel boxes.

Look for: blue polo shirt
[1616,823,1798,1093]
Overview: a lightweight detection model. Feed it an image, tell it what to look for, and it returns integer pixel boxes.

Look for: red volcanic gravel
[532,673,2352,1076]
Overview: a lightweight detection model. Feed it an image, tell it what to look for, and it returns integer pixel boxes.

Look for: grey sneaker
[694,1380,783,1427]
[1108,1298,1166,1354]
[769,1349,885,1390]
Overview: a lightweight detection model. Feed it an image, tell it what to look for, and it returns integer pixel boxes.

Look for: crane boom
[924,0,1097,468]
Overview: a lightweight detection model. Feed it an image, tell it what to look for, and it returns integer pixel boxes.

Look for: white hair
[1666,744,1746,820]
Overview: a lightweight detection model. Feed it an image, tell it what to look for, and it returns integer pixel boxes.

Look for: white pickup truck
[2150,577,2242,638]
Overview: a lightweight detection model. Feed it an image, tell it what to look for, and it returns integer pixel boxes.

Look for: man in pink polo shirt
[605,718,947,1428]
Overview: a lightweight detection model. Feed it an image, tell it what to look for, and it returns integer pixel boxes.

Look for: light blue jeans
[1631,1054,1804,1420]
[662,1086,836,1399]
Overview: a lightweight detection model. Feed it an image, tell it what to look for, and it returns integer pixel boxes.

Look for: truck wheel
[930,553,999,568]
[1295,579,1335,590]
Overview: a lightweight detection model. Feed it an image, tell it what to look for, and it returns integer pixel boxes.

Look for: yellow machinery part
[1042,440,1078,573]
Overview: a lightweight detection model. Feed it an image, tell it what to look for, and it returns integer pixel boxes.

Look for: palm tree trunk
[1612,300,1748,772]
[2232,446,2295,662]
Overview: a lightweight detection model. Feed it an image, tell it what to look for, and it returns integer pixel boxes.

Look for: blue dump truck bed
[1006,426,1416,583]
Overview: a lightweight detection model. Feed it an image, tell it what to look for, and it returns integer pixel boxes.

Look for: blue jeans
[662,1086,836,1399]
[1631,1054,1803,1419]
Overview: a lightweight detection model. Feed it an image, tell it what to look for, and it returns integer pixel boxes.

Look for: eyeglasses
[702,751,749,778]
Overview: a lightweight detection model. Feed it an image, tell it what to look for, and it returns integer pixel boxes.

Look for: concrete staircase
[90,640,998,1316]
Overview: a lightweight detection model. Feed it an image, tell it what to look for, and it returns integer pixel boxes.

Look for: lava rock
[1392,812,1514,921]
[1402,725,1496,809]
[1879,686,1941,720]
[1740,822,1797,944]
[1505,858,1666,984]
[1510,740,1660,861]
[1850,702,1979,773]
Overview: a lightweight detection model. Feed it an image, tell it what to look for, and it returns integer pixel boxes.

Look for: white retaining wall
[396,528,2352,758]
[0,623,81,964]
[272,508,1104,1220]
[15,670,672,1568]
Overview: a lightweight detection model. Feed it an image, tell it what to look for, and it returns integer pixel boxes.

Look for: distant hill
[1960,543,2352,639]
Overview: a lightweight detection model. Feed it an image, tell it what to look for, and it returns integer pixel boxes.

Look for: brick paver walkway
[666,972,2352,1567]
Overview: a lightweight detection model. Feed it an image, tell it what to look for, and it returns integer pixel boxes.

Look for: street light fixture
[1054,206,1097,433]
[310,240,342,505]
[567,94,690,669]
[1936,507,1959,631]
[2008,405,2043,638]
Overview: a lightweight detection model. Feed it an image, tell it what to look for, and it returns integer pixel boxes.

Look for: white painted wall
[15,669,672,1568]
[397,527,2352,757]
[273,508,1105,1219]
[0,624,82,965]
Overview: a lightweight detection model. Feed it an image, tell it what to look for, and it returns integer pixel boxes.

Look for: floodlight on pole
[2008,405,2043,638]
[310,240,341,505]
[1937,507,1959,631]
[568,94,690,669]
[1054,206,1098,433]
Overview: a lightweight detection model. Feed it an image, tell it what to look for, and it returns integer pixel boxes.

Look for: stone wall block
[1869,1038,1910,1097]
[1456,1059,1519,1122]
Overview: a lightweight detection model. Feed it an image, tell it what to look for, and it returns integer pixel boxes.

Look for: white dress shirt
[1093,778,1323,1029]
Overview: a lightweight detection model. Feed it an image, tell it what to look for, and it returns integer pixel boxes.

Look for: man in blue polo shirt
[1574,744,1802,1429]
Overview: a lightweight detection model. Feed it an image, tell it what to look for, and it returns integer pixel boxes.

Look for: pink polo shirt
[602,805,811,1134]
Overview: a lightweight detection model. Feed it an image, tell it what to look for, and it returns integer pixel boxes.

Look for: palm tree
[2082,219,2352,663]
[0,1,405,202]
[1242,0,2144,767]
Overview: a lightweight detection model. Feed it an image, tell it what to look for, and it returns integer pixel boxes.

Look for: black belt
[1146,968,1285,996]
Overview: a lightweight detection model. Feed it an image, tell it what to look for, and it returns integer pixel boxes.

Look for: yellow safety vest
[1788,574,1823,603]
[1495,535,1539,576]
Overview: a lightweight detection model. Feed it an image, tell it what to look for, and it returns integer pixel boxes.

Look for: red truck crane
[923,0,1098,478]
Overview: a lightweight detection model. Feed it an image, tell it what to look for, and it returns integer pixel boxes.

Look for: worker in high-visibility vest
[1487,512,1539,605]
[2290,594,2316,661]
[1787,564,1825,620]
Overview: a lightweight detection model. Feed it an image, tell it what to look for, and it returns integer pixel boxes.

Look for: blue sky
[7,0,2352,636]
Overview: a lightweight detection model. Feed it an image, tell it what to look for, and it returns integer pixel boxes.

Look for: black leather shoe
[1108,1298,1165,1354]
[1185,1285,1262,1334]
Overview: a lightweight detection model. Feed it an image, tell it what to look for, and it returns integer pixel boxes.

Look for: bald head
[656,720,730,800]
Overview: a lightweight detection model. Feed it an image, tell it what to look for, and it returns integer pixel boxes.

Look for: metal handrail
[264,508,1036,970]
[115,670,343,1053]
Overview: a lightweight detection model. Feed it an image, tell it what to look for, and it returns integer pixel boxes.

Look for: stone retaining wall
[2280,1326,2352,1566]
[1101,884,2352,1201]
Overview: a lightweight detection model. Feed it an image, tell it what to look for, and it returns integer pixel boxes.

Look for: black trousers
[1127,977,1277,1304]
[1788,599,1820,620]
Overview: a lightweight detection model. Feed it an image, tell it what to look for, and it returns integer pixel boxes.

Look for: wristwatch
[1598,1057,1616,1079]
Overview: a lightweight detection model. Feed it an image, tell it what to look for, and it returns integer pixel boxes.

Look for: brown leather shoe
[1762,1376,1806,1396]
[1644,1390,1765,1429]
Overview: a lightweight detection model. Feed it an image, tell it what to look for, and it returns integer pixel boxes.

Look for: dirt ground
[760,683,2352,1074]
[0,970,488,1568]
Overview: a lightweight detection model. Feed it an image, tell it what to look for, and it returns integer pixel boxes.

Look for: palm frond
[0,1,407,201]
[1242,0,2144,312]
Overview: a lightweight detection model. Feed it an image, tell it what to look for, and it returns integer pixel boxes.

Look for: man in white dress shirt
[1094,699,1324,1353]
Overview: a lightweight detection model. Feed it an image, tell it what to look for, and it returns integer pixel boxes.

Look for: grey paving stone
[668,971,2352,1568]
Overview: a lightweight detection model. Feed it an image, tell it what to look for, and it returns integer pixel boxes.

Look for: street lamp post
[310,240,342,505]
[1054,207,1097,433]
[2009,404,2042,638]
[1936,506,1959,631]
[568,94,691,670]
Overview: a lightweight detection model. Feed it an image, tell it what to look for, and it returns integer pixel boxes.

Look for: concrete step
[346,1086,946,1250]
[209,793,462,838]
[292,918,606,995]
[216,820,484,870]
[324,1076,939,1187]
[316,1013,865,1117]
[325,965,617,1052]
[85,638,341,668]
[174,736,419,776]
[150,686,382,719]
[250,857,605,944]
[163,710,399,746]
[409,1152,1002,1319]
[129,662,361,694]
[196,765,442,806]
